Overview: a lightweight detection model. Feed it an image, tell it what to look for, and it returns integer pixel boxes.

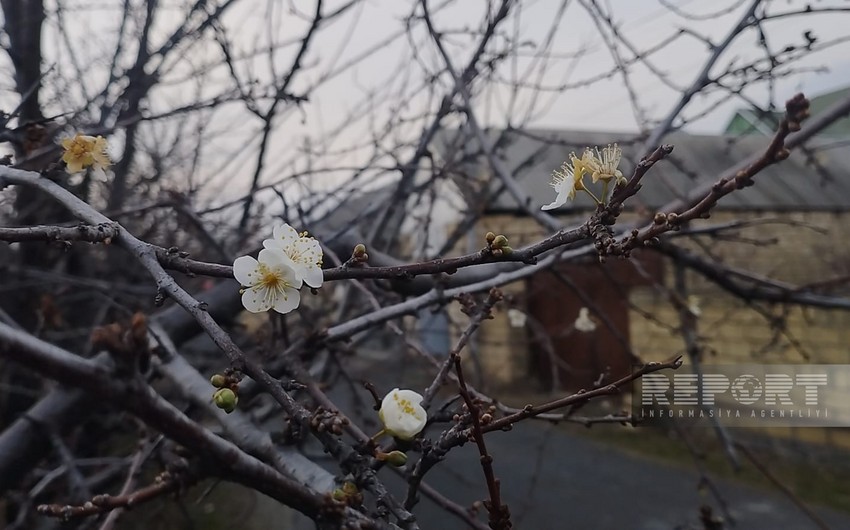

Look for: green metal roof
[725,87,850,137]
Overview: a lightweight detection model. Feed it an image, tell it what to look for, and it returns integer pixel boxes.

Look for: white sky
[3,0,850,202]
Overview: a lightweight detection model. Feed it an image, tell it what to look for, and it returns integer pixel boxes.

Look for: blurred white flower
[263,223,324,288]
[687,295,702,317]
[379,388,427,440]
[233,248,302,314]
[507,309,527,328]
[574,307,597,333]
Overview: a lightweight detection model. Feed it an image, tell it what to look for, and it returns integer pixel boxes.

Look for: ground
[393,421,850,529]
[120,349,850,529]
[325,349,850,529]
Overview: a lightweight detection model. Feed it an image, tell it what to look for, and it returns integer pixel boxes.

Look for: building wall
[446,211,553,390]
[452,210,850,447]
[631,210,850,365]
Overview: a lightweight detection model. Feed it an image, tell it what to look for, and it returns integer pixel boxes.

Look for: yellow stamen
[393,394,421,417]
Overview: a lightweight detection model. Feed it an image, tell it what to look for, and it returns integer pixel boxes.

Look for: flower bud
[385,451,408,467]
[492,235,508,248]
[378,388,427,440]
[485,231,496,243]
[381,450,408,467]
[332,488,347,501]
[500,245,513,255]
[210,374,227,388]
[353,244,367,257]
[213,388,238,413]
[341,482,358,496]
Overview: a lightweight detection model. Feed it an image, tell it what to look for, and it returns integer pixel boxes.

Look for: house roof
[726,86,850,137]
[435,128,850,213]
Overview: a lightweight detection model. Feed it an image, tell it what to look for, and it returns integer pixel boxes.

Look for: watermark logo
[634,364,849,427]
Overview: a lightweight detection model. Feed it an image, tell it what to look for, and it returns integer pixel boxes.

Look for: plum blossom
[233,248,302,314]
[585,143,625,185]
[507,309,527,328]
[687,295,702,318]
[541,153,587,210]
[263,223,324,288]
[574,307,597,333]
[61,133,111,174]
[379,388,427,440]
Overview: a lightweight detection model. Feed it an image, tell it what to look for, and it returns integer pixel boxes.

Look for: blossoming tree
[1,1,850,529]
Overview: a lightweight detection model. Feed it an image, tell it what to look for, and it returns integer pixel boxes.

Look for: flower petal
[242,285,274,313]
[300,264,323,288]
[262,238,285,252]
[272,287,301,314]
[393,389,424,405]
[260,248,303,289]
[258,247,292,268]
[233,255,260,286]
[379,388,427,440]
[93,151,111,170]
[541,191,567,211]
[272,223,300,247]
[295,238,323,264]
[66,160,84,174]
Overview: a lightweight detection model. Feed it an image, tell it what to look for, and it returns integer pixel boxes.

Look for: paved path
[307,355,850,529]
[386,421,850,529]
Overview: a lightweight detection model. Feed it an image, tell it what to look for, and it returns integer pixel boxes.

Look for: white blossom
[542,155,585,210]
[585,143,625,185]
[507,309,527,328]
[574,307,597,333]
[233,248,302,314]
[379,388,427,440]
[687,295,702,317]
[263,223,324,288]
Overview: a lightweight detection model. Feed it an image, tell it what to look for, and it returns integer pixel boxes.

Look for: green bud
[341,482,358,496]
[501,245,513,255]
[384,450,408,467]
[332,488,346,501]
[492,235,508,248]
[210,374,227,388]
[353,244,367,257]
[485,231,496,243]
[213,388,238,413]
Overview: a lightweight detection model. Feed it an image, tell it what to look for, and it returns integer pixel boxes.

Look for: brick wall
[448,210,850,446]
[631,210,850,365]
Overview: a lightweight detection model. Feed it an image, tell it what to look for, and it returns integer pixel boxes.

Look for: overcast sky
[207,0,850,182]
[3,0,850,200]
[213,0,850,135]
